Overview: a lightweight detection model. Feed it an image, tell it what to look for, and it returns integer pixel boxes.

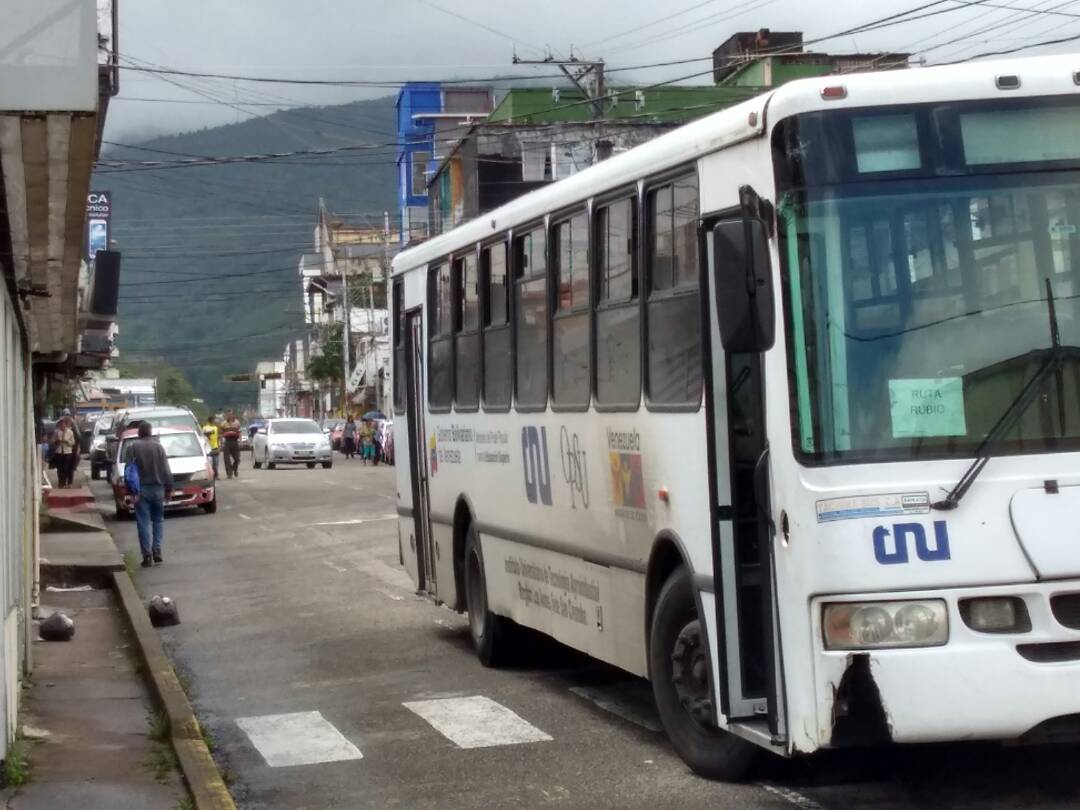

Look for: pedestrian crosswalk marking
[403,696,552,749]
[236,711,362,767]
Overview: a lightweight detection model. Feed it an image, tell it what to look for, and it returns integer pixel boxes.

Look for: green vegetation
[116,361,210,421]
[123,549,139,579]
[95,96,397,409]
[174,797,195,810]
[3,736,30,787]
[145,710,178,784]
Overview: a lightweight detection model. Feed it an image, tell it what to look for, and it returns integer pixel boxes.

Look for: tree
[307,323,346,413]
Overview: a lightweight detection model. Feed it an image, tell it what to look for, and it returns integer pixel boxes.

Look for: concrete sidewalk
[7,588,185,809]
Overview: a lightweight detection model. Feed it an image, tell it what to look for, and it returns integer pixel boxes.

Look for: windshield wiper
[933,278,1069,511]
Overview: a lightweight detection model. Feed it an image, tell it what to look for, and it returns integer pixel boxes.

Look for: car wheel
[322,462,332,469]
[267,461,276,470]
[649,566,757,781]
[202,498,217,514]
[253,454,262,469]
[464,523,514,667]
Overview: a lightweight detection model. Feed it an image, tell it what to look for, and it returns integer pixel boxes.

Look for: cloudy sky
[105,0,1079,140]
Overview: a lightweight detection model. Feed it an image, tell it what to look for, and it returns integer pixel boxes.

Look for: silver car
[252,418,333,469]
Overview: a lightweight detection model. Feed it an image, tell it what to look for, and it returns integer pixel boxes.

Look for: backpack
[124,459,141,496]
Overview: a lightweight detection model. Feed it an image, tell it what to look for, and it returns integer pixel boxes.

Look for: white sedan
[252,418,333,470]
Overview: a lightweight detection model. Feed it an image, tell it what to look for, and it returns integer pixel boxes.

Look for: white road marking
[311,515,396,527]
[322,560,348,574]
[235,711,362,767]
[376,589,404,601]
[756,782,828,810]
[238,513,252,520]
[568,685,662,732]
[403,696,552,749]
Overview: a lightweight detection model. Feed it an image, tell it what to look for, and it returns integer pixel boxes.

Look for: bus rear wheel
[649,566,757,781]
[464,523,511,667]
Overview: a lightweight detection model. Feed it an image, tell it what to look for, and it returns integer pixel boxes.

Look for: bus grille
[1050,593,1080,630]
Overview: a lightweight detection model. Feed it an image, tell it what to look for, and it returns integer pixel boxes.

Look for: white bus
[391,54,1080,778]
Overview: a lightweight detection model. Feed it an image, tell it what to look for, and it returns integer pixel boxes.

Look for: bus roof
[392,52,1080,277]
[392,92,770,275]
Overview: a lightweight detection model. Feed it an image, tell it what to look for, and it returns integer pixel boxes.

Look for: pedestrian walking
[221,410,243,479]
[54,415,78,487]
[359,418,375,465]
[129,421,174,567]
[342,414,357,459]
[202,415,221,479]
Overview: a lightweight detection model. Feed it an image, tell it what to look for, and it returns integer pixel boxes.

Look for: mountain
[93,95,399,409]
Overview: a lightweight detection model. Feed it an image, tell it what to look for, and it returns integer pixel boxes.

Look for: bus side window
[453,251,480,410]
[646,174,702,408]
[428,262,453,411]
[482,240,511,410]
[595,197,640,408]
[552,211,590,408]
[393,279,406,414]
[514,227,548,409]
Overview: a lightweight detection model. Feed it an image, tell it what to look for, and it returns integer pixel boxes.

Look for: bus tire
[464,523,510,667]
[649,566,757,781]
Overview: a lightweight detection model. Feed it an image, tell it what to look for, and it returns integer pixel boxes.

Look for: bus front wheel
[464,523,511,667]
[649,566,757,781]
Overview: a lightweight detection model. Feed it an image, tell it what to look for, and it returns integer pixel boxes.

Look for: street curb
[112,571,236,810]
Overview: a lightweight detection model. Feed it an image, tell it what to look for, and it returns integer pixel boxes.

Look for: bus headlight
[823,600,948,650]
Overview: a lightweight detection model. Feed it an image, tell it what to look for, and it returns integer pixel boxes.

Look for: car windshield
[121,433,203,460]
[135,412,199,433]
[271,420,321,434]
[775,101,1080,464]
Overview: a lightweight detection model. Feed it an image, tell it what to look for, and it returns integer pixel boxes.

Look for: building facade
[0,0,117,759]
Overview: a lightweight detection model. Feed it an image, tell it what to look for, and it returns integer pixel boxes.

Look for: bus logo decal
[872,521,951,565]
[522,427,552,506]
[559,426,589,509]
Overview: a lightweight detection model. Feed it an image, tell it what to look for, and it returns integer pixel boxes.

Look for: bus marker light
[658,487,669,503]
[821,85,847,100]
[960,596,1030,633]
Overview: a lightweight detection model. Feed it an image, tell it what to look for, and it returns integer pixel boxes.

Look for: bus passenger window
[646,174,702,407]
[482,241,511,410]
[552,211,590,408]
[514,227,548,409]
[596,197,640,407]
[454,252,480,410]
[427,263,453,410]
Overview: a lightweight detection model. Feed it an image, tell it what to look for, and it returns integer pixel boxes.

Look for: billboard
[86,191,111,261]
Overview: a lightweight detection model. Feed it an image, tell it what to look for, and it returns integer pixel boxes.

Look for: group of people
[341,414,382,464]
[199,410,244,479]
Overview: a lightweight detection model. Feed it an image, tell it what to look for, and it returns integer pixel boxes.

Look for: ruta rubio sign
[86,191,111,261]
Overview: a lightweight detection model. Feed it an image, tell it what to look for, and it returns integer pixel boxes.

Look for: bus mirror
[712,217,775,353]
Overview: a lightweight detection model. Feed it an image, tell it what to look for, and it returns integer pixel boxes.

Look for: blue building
[395,82,442,246]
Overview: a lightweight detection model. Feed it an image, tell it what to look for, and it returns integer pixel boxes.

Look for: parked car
[106,406,207,479]
[329,421,346,451]
[89,413,115,480]
[252,418,332,469]
[111,426,216,518]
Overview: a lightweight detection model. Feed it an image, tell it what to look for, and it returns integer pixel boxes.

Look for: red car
[111,426,217,518]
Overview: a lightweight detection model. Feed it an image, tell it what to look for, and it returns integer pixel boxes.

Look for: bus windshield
[775,104,1080,464]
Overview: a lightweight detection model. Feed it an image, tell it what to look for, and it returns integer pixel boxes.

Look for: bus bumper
[811,580,1080,749]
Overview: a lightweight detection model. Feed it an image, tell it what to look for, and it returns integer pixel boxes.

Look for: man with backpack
[128,421,174,568]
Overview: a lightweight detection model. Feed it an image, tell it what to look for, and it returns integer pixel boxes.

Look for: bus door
[405,310,436,594]
[706,204,786,743]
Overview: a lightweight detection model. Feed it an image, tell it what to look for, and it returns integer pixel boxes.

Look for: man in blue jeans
[129,421,174,568]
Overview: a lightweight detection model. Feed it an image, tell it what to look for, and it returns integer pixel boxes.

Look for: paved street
[92,457,1080,810]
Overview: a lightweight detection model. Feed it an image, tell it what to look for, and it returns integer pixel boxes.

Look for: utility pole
[513,51,607,121]
[341,264,350,417]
